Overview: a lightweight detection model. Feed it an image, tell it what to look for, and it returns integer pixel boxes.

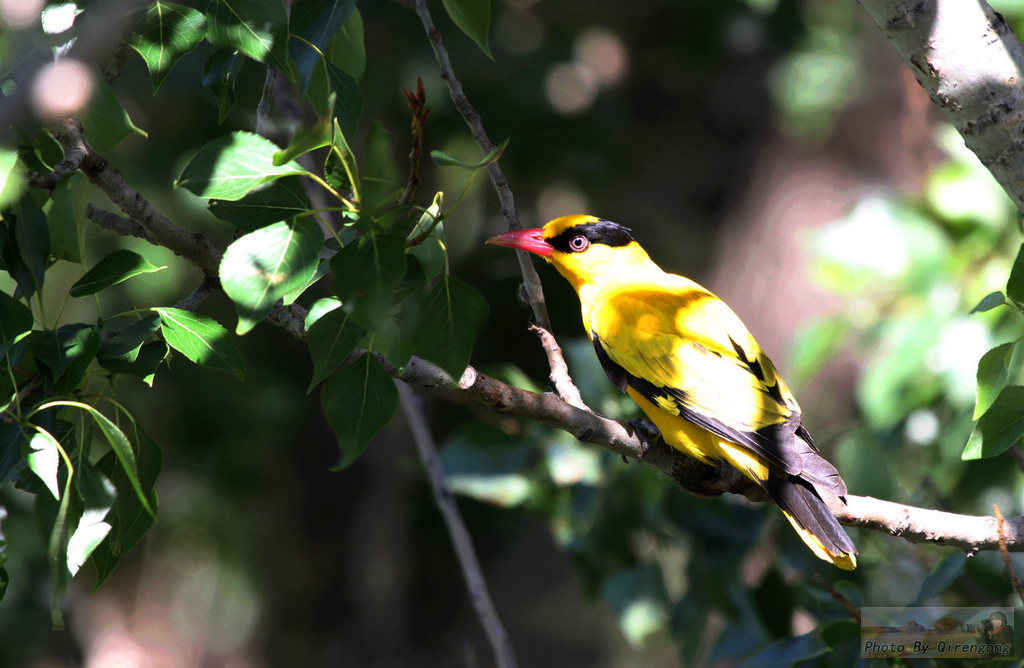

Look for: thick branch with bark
[858,0,1024,213]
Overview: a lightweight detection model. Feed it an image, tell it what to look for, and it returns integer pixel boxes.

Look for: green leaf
[0,291,33,361]
[412,275,488,377]
[324,118,359,198]
[176,131,310,200]
[70,249,165,297]
[288,0,355,92]
[975,342,1014,420]
[32,324,100,384]
[914,552,966,603]
[24,429,62,500]
[154,308,245,380]
[306,304,366,391]
[44,174,83,263]
[327,7,365,80]
[970,290,1006,314]
[307,61,364,144]
[320,353,398,469]
[1008,243,1024,304]
[408,191,447,279]
[208,175,312,232]
[92,424,161,586]
[98,315,162,361]
[362,121,401,213]
[440,0,492,59]
[202,47,243,123]
[128,1,208,93]
[329,232,406,328]
[220,218,323,334]
[273,95,334,165]
[206,0,292,77]
[97,341,168,385]
[79,75,147,152]
[430,137,509,170]
[0,147,26,211]
[4,196,49,298]
[963,385,1024,460]
[67,460,115,576]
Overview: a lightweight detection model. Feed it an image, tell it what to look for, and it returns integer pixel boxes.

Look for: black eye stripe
[547,219,634,253]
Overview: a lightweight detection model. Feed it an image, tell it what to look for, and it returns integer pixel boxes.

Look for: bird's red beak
[485,228,554,257]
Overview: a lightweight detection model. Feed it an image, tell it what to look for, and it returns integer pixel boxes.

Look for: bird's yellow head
[486,215,651,292]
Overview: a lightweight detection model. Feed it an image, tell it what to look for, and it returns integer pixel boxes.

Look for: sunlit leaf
[963,386,1024,460]
[67,460,115,576]
[24,429,62,500]
[176,131,310,200]
[206,0,292,77]
[306,304,366,391]
[79,76,147,152]
[288,0,355,92]
[154,308,245,380]
[408,191,446,279]
[0,147,25,210]
[440,0,492,59]
[128,1,208,92]
[975,342,1014,420]
[220,218,322,334]
[320,353,398,469]
[32,324,100,384]
[70,250,165,297]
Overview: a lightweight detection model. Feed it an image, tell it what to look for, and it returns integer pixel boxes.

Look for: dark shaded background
[4,0,1024,666]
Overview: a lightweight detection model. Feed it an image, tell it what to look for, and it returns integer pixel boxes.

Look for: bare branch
[85,204,150,242]
[399,76,430,207]
[173,276,221,311]
[397,382,519,668]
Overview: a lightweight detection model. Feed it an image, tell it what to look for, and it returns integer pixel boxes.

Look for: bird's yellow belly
[627,388,771,483]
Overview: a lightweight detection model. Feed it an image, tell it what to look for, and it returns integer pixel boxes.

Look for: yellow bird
[487,215,856,569]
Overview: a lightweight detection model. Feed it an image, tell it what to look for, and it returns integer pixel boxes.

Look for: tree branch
[857,0,1024,213]
[397,382,519,668]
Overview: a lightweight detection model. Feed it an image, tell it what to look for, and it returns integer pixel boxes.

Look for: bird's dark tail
[764,473,857,570]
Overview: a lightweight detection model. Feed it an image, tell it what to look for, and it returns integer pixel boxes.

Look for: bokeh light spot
[0,0,45,30]
[31,59,94,120]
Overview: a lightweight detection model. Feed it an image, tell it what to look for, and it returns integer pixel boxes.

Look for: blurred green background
[5,0,1024,665]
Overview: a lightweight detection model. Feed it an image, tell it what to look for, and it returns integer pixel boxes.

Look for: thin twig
[410,0,583,406]
[397,382,520,668]
[995,505,1024,607]
[529,324,589,410]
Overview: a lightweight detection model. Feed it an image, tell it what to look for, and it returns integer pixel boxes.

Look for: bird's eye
[568,235,590,252]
